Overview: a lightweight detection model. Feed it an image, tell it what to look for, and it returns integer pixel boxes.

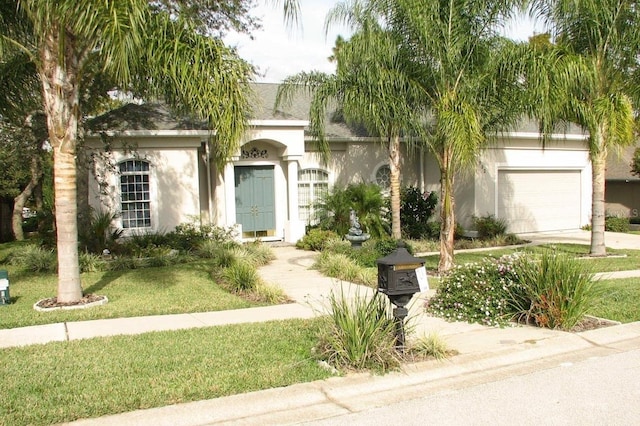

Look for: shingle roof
[251,83,368,138]
[87,102,208,132]
[87,83,586,141]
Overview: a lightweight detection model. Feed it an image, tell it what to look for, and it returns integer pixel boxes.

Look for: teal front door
[234,166,276,238]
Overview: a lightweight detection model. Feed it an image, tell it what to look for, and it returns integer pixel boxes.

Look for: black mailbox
[377,244,425,352]
[377,246,424,296]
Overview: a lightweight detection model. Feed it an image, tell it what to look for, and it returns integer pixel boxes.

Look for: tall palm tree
[276,5,427,241]
[0,0,299,303]
[279,0,523,272]
[525,0,640,256]
[322,0,522,272]
[404,0,524,272]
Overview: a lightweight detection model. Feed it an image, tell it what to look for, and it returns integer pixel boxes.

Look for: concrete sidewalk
[1,230,639,425]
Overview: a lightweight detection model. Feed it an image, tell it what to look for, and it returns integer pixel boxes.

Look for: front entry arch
[234,165,276,238]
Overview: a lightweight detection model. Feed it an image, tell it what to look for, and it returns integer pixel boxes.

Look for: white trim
[116,158,159,236]
[372,161,392,186]
[89,130,213,137]
[497,165,586,171]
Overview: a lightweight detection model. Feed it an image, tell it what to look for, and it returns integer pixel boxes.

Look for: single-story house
[605,145,640,219]
[85,83,592,243]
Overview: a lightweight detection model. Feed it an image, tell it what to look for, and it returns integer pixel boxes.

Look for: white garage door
[497,169,582,233]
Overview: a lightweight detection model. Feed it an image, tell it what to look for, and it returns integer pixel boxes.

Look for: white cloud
[226,2,547,83]
[225,1,350,82]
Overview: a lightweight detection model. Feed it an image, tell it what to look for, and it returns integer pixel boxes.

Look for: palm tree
[0,0,299,303]
[278,0,524,272]
[311,0,523,272]
[276,7,427,241]
[525,0,640,256]
[395,0,524,272]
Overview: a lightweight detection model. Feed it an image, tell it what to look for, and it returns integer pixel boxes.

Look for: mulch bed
[35,294,107,309]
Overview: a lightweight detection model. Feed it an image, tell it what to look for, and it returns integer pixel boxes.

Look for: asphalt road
[305,348,640,426]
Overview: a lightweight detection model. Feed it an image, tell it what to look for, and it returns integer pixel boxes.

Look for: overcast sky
[225,1,546,83]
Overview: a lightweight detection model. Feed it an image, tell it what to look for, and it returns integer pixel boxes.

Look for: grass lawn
[0,319,330,426]
[422,243,640,274]
[590,278,640,323]
[0,261,263,329]
[0,239,639,425]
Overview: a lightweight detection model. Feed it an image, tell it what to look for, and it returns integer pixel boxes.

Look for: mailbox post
[377,243,426,352]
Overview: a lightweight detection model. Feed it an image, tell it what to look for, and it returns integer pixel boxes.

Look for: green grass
[0,319,330,426]
[422,244,640,273]
[0,261,261,329]
[589,278,640,323]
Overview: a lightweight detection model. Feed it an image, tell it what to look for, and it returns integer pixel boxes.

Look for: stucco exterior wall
[606,181,640,218]
[87,139,203,234]
[300,140,425,189]
[474,137,592,230]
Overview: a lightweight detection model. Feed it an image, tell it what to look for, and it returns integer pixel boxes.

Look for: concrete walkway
[1,230,640,425]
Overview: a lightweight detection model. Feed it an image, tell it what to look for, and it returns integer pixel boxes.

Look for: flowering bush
[426,253,524,326]
[428,251,600,330]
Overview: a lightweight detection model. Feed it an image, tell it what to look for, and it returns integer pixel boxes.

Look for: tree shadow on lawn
[83,266,186,295]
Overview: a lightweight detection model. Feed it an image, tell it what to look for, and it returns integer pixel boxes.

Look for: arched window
[298,169,329,225]
[375,164,391,190]
[119,159,151,229]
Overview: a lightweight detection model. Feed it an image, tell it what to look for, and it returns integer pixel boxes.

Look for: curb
[62,322,640,426]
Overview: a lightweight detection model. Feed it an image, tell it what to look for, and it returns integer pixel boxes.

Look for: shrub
[253,282,290,304]
[347,240,381,268]
[315,288,400,372]
[315,251,362,283]
[242,241,276,266]
[166,221,238,252]
[316,183,388,238]
[346,182,388,238]
[316,185,353,237]
[473,214,508,239]
[78,208,123,254]
[146,251,178,267]
[322,237,352,254]
[426,254,523,326]
[79,252,106,273]
[221,260,261,292]
[605,215,630,233]
[108,256,142,271]
[296,228,341,251]
[356,267,378,287]
[376,238,414,256]
[417,221,466,240]
[428,251,600,330]
[8,245,56,273]
[209,246,237,269]
[320,238,415,270]
[414,221,439,239]
[509,251,599,330]
[412,333,451,361]
[196,239,223,259]
[398,187,438,239]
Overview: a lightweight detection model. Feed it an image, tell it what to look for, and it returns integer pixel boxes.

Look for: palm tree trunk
[590,140,607,256]
[438,150,455,273]
[40,30,83,303]
[389,134,402,240]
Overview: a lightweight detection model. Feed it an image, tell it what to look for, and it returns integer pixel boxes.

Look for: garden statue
[345,209,370,248]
